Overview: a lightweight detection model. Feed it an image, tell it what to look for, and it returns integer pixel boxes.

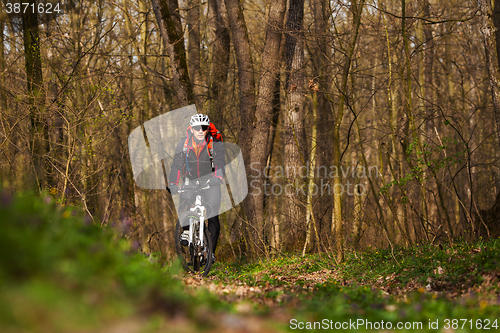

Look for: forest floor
[1,191,500,332]
[88,243,500,333]
[173,241,500,332]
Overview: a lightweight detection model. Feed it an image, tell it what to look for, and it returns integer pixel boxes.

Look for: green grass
[338,239,500,292]
[208,240,500,332]
[211,238,500,291]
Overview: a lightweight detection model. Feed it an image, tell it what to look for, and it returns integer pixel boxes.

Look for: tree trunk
[302,86,321,255]
[224,0,257,255]
[151,0,194,106]
[0,18,6,112]
[493,0,500,70]
[225,0,286,256]
[478,0,500,236]
[331,0,365,263]
[141,0,153,246]
[208,0,230,124]
[402,0,430,242]
[187,0,203,107]
[284,0,305,250]
[381,0,411,244]
[22,2,47,191]
[480,0,500,143]
[310,0,332,248]
[140,0,151,120]
[248,0,287,256]
[265,75,282,251]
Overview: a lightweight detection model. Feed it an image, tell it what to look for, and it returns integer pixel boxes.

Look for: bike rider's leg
[207,215,220,252]
[203,185,221,253]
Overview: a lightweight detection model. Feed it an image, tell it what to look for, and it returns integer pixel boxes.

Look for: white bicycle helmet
[190,114,210,127]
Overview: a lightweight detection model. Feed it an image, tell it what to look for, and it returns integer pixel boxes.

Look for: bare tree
[186,0,203,106]
[248,0,287,255]
[283,0,306,250]
[151,0,194,106]
[22,1,48,190]
[330,0,365,263]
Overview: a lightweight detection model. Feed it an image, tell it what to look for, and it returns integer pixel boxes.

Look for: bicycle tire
[175,216,213,276]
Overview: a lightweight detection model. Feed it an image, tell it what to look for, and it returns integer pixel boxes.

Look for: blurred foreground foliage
[0,190,224,332]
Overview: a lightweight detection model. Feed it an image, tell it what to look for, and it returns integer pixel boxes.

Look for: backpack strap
[207,136,214,171]
[183,136,190,176]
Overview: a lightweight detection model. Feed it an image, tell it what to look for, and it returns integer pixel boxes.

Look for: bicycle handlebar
[178,179,211,193]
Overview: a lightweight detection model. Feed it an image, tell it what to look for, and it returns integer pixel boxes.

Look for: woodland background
[1,0,500,262]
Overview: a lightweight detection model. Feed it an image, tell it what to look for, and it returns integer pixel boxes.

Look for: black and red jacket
[168,130,225,186]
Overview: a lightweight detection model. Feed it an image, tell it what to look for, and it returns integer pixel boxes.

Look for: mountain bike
[174,178,213,276]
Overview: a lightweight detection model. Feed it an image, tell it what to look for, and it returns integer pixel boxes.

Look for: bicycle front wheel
[175,216,213,276]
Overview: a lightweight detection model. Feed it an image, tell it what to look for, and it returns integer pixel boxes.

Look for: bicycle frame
[180,178,209,253]
[188,194,206,249]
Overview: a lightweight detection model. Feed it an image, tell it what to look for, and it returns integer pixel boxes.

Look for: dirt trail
[100,261,500,333]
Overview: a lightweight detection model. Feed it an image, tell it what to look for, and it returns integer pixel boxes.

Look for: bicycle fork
[189,194,206,251]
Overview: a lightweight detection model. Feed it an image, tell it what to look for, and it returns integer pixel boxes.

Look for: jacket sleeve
[212,139,225,181]
[168,139,186,186]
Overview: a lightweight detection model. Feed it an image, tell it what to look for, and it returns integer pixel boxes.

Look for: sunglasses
[192,125,209,132]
